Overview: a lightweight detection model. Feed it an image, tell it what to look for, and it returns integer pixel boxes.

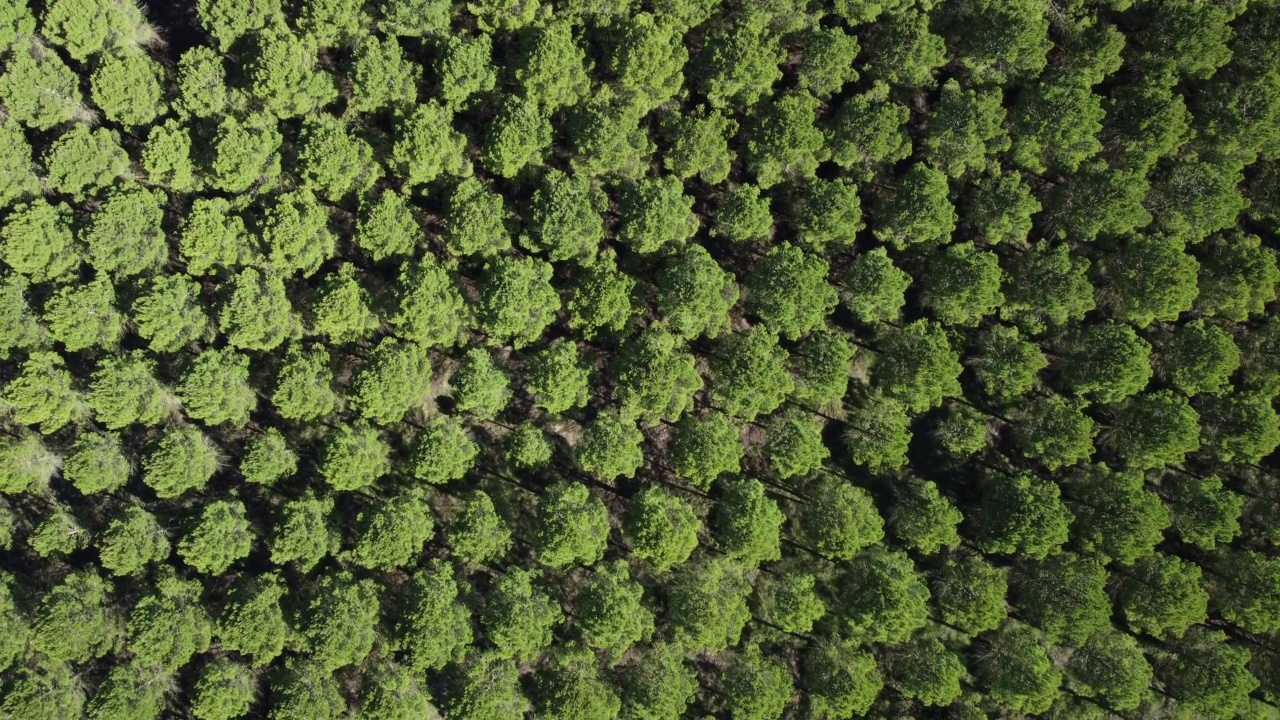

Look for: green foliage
[303,571,380,671]
[85,662,170,719]
[576,560,654,656]
[745,243,836,340]
[390,257,468,348]
[351,336,432,424]
[241,428,297,485]
[2,351,82,434]
[28,507,87,558]
[534,481,610,568]
[191,659,255,720]
[319,422,390,491]
[922,80,1009,178]
[567,252,635,339]
[1158,629,1259,719]
[410,415,478,484]
[478,256,560,348]
[839,549,930,643]
[1000,242,1095,334]
[829,81,912,179]
[436,34,495,108]
[142,119,197,192]
[269,493,335,572]
[793,177,862,252]
[1166,474,1242,550]
[950,0,1051,83]
[131,276,210,356]
[272,344,337,421]
[802,640,883,719]
[698,11,782,107]
[1094,233,1199,328]
[308,266,379,344]
[391,102,471,186]
[873,163,956,249]
[1059,321,1153,403]
[667,559,751,652]
[660,243,742,338]
[763,409,829,480]
[713,477,784,567]
[0,43,84,129]
[449,490,511,565]
[43,125,130,197]
[921,242,1004,326]
[91,51,165,127]
[85,184,167,278]
[297,114,380,200]
[523,342,589,416]
[87,350,171,429]
[797,26,859,98]
[1,200,80,283]
[99,505,169,576]
[874,319,963,413]
[1011,77,1105,174]
[0,118,40,207]
[1012,394,1097,470]
[865,9,945,87]
[0,278,40,357]
[1197,231,1280,322]
[620,642,698,720]
[31,569,119,664]
[669,410,742,490]
[1014,552,1111,646]
[451,348,511,420]
[396,560,472,672]
[217,574,287,666]
[969,325,1046,401]
[1,663,85,720]
[712,184,773,243]
[44,276,123,352]
[623,487,699,572]
[179,199,253,277]
[269,657,344,720]
[722,643,794,720]
[506,425,553,469]
[443,177,510,257]
[1069,465,1169,565]
[1118,553,1208,639]
[210,114,283,193]
[755,571,825,634]
[445,652,531,719]
[978,472,1073,560]
[710,325,794,422]
[482,567,564,661]
[178,500,254,575]
[611,326,702,423]
[346,491,435,571]
[800,475,885,561]
[178,348,256,427]
[891,481,962,554]
[174,46,227,117]
[889,637,965,707]
[968,172,1040,246]
[512,19,588,111]
[568,94,656,181]
[62,431,128,495]
[247,29,337,118]
[845,394,912,472]
[1197,390,1280,464]
[973,622,1063,715]
[933,557,1008,634]
[841,247,910,324]
[746,92,827,188]
[483,94,552,178]
[127,570,213,670]
[662,107,736,184]
[522,169,607,264]
[617,175,699,255]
